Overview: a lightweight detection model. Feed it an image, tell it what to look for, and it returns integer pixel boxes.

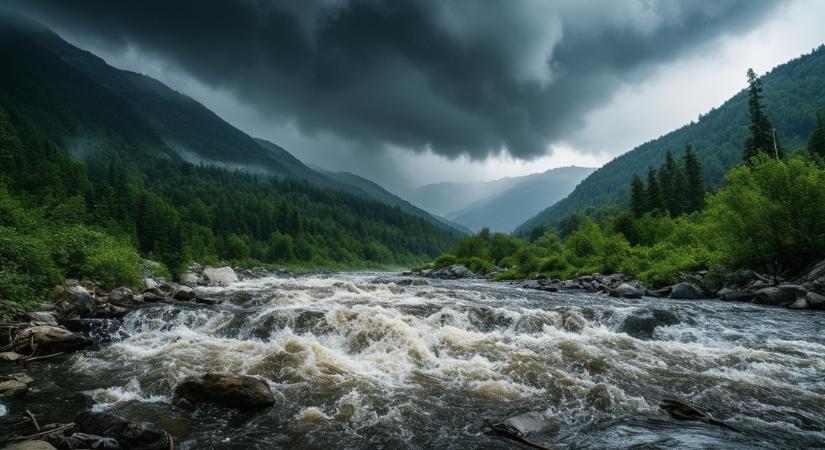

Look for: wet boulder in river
[753,287,798,306]
[75,410,170,450]
[609,283,643,299]
[173,373,275,409]
[172,285,196,302]
[806,291,825,309]
[619,309,680,339]
[203,266,239,286]
[11,326,90,354]
[669,282,705,300]
[55,285,97,319]
[46,432,119,450]
[717,288,754,302]
[483,411,552,449]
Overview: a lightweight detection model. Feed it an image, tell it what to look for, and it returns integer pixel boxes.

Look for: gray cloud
[9,0,777,159]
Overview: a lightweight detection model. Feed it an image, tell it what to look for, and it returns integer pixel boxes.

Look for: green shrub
[82,239,142,289]
[0,227,61,307]
[434,254,457,268]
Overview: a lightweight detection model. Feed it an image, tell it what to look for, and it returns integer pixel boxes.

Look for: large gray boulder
[75,411,170,450]
[173,373,275,409]
[753,287,798,306]
[805,291,825,310]
[619,309,680,339]
[4,442,58,450]
[717,288,755,302]
[669,282,705,300]
[57,285,97,319]
[172,285,196,302]
[609,283,643,299]
[109,287,134,304]
[425,265,475,279]
[203,267,239,286]
[11,326,90,354]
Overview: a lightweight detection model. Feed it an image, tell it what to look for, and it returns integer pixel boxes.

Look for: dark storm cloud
[9,0,777,159]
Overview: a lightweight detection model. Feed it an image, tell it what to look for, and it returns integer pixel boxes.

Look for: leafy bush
[434,254,457,268]
[0,227,61,307]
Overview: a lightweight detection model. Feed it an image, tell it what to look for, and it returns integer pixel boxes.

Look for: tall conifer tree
[682,144,705,213]
[630,174,646,217]
[645,166,662,212]
[807,112,825,158]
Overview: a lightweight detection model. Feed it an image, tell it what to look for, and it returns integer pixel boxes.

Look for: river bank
[1,270,824,448]
[416,259,825,311]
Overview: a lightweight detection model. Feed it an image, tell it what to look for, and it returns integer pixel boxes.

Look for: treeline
[426,69,825,286]
[0,104,459,306]
[629,145,705,217]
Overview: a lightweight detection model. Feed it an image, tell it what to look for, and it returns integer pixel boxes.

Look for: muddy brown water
[1,273,824,449]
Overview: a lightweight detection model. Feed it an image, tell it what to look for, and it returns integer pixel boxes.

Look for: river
[2,272,824,449]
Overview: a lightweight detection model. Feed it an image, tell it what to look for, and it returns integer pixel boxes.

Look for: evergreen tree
[645,167,662,212]
[807,112,825,158]
[629,174,646,217]
[682,144,705,213]
[744,68,782,162]
[659,151,678,215]
[671,163,688,216]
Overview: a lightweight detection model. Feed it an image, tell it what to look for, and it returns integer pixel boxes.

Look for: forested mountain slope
[516,44,825,234]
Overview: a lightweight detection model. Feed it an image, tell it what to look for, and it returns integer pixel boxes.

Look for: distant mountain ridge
[445,166,595,233]
[516,44,825,234]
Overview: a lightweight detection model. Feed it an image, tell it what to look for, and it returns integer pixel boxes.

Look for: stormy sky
[7,0,825,194]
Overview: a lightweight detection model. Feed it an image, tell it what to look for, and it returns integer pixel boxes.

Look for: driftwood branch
[5,422,75,443]
[23,410,39,432]
[22,352,64,363]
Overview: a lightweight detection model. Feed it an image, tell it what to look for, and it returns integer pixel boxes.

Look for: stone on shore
[173,373,275,409]
[717,288,755,302]
[806,291,825,309]
[4,441,58,450]
[108,287,134,304]
[753,287,798,306]
[172,285,196,302]
[669,282,705,300]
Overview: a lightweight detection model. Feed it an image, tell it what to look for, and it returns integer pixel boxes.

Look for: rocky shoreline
[0,265,277,449]
[415,259,825,311]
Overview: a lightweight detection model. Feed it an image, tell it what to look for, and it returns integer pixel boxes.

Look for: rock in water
[203,267,239,286]
[483,411,552,449]
[717,288,754,302]
[0,379,28,397]
[28,311,59,326]
[46,432,119,450]
[669,282,705,300]
[753,287,797,306]
[58,285,97,318]
[609,283,644,299]
[75,411,170,450]
[619,309,680,339]
[173,373,275,409]
[172,285,196,302]
[12,326,90,354]
[660,398,739,432]
[806,292,825,310]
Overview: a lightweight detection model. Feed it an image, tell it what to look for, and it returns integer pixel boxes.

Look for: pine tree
[630,174,646,217]
[659,151,678,214]
[671,163,687,216]
[682,144,705,213]
[744,68,782,162]
[808,112,825,158]
[645,166,662,212]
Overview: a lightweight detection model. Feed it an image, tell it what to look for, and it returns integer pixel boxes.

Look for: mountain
[516,44,825,235]
[445,166,595,233]
[0,13,462,234]
[0,13,461,269]
[312,167,471,234]
[407,177,521,218]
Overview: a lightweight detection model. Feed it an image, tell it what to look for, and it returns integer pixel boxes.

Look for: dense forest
[0,104,459,307]
[426,70,825,287]
[517,44,825,234]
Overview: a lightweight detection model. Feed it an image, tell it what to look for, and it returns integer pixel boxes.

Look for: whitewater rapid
[4,273,825,448]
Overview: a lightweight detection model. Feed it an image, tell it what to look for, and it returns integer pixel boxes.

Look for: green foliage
[434,254,458,268]
[808,112,825,158]
[0,226,61,307]
[744,68,783,162]
[706,154,825,271]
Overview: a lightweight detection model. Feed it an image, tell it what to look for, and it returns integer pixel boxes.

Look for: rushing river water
[2,272,825,449]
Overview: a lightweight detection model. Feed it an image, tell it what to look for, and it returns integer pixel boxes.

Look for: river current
[2,272,824,449]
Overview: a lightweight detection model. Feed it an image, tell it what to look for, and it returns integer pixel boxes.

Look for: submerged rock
[482,411,552,449]
[203,267,239,286]
[660,398,739,432]
[669,282,705,300]
[75,411,170,450]
[173,373,275,409]
[619,309,680,339]
[11,326,90,354]
[0,379,28,397]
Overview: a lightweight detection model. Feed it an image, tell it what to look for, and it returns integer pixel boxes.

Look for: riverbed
[2,272,824,449]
